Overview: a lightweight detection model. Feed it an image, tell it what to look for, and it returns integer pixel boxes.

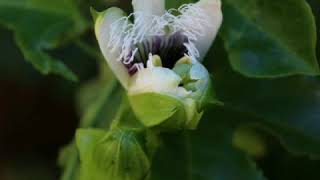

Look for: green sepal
[129,93,202,130]
[76,129,105,162]
[195,77,215,109]
[173,62,217,110]
[90,7,99,22]
[172,63,192,83]
[76,128,152,180]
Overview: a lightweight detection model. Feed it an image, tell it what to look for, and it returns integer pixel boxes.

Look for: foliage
[220,0,319,77]
[0,0,88,81]
[1,0,320,179]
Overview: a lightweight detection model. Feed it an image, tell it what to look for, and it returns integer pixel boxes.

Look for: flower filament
[108,4,213,75]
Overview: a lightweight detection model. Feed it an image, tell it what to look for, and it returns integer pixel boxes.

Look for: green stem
[61,152,79,180]
[75,40,104,62]
[110,94,145,130]
[110,97,129,130]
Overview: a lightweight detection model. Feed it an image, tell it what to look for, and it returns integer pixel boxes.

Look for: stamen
[147,53,154,68]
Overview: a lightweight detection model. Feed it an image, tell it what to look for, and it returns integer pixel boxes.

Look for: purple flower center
[123,32,188,75]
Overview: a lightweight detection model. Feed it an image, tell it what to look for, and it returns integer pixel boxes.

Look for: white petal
[94,8,131,89]
[196,0,223,60]
[178,0,222,61]
[132,0,166,17]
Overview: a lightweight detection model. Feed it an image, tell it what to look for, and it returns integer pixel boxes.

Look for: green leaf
[0,0,88,81]
[306,0,320,60]
[220,0,319,77]
[206,38,320,158]
[151,107,266,180]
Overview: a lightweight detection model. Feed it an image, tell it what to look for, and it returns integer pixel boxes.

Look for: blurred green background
[0,0,320,180]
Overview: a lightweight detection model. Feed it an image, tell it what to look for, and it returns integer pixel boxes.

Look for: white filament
[130,63,144,72]
[174,4,214,61]
[108,3,212,69]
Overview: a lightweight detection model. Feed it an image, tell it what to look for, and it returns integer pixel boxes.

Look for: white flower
[93,0,222,129]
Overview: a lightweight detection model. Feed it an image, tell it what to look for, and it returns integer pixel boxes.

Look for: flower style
[93,0,222,129]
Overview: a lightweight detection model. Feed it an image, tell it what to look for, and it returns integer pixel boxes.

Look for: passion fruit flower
[93,0,222,130]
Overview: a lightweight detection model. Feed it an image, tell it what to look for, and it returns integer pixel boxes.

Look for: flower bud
[76,128,154,180]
